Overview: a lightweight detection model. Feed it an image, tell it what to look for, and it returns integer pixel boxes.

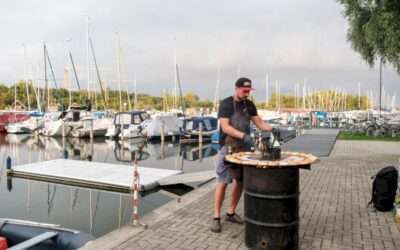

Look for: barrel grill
[243,166,301,250]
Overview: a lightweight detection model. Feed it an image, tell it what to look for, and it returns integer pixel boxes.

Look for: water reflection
[0,134,218,237]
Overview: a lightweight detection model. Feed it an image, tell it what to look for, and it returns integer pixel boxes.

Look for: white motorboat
[70,116,113,138]
[106,111,149,139]
[40,119,72,137]
[39,112,72,137]
[5,116,44,134]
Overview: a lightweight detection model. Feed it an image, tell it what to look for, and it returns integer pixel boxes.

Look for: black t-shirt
[217,96,258,145]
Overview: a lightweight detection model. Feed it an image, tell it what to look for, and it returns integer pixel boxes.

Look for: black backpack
[368,166,398,212]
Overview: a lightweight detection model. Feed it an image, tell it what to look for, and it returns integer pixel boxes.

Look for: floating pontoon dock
[7,159,182,193]
[282,129,339,157]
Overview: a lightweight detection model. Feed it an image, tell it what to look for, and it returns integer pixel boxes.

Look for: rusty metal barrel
[244,166,299,249]
[225,151,318,250]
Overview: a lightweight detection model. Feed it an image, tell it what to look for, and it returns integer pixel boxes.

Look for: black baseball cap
[235,77,255,90]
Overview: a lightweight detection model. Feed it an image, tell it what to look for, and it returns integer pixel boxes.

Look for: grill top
[225,151,319,169]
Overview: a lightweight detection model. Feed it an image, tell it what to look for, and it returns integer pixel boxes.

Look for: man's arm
[220,118,246,140]
[251,115,273,131]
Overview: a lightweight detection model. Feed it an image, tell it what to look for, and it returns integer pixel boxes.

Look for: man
[211,77,273,233]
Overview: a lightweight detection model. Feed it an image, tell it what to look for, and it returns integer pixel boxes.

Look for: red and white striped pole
[131,158,147,228]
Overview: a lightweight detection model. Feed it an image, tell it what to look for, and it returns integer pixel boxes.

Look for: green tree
[183,92,200,107]
[338,0,400,70]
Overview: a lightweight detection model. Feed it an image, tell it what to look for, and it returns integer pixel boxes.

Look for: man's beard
[238,95,249,101]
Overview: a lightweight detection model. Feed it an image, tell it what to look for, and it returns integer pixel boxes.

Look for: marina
[0,1,399,249]
[0,134,218,238]
[7,159,182,193]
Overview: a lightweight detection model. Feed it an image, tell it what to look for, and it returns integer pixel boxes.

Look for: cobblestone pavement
[88,141,400,250]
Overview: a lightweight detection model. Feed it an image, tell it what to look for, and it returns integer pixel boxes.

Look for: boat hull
[0,219,93,250]
[0,113,30,133]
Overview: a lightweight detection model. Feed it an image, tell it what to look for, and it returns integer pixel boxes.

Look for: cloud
[0,0,398,104]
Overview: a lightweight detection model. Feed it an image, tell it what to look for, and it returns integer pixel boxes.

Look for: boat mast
[173,44,177,111]
[134,72,137,110]
[302,79,306,110]
[14,80,17,112]
[45,46,59,109]
[175,63,186,116]
[162,88,166,111]
[379,58,382,117]
[23,44,31,111]
[67,66,72,108]
[278,81,281,110]
[86,16,91,102]
[31,64,41,112]
[115,32,122,112]
[213,64,221,113]
[43,43,49,111]
[89,37,107,109]
[358,82,361,110]
[265,73,269,108]
[68,48,81,91]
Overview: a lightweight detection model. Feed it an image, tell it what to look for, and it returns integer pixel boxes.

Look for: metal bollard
[63,150,69,159]
[6,156,12,192]
[6,156,11,170]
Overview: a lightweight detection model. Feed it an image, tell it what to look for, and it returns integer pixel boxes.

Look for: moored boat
[106,111,149,139]
[0,218,93,250]
[0,112,30,133]
[5,113,44,134]
[180,116,218,144]
[141,112,181,141]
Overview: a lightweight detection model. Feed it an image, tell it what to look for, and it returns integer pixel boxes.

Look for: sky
[1,0,399,106]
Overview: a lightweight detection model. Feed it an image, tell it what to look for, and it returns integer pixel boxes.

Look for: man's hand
[242,134,255,149]
[251,116,272,132]
[271,127,280,135]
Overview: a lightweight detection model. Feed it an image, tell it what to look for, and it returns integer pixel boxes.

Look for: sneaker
[225,213,244,224]
[210,218,222,233]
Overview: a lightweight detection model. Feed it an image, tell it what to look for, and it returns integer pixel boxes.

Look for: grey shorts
[216,146,243,184]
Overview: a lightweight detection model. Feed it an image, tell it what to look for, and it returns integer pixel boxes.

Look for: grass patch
[337,131,400,141]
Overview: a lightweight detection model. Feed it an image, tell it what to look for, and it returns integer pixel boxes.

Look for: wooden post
[160,122,165,143]
[62,120,65,137]
[199,122,203,149]
[121,121,125,141]
[90,132,94,160]
[89,119,94,140]
[34,118,39,136]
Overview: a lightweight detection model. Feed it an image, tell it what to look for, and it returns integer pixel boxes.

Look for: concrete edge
[81,179,216,250]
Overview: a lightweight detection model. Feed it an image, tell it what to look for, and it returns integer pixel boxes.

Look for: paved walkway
[84,140,400,250]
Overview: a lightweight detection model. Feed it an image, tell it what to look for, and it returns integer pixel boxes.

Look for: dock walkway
[283,128,339,157]
[8,159,181,192]
[84,140,400,250]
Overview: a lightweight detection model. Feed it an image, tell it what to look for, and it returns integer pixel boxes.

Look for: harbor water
[0,134,218,237]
